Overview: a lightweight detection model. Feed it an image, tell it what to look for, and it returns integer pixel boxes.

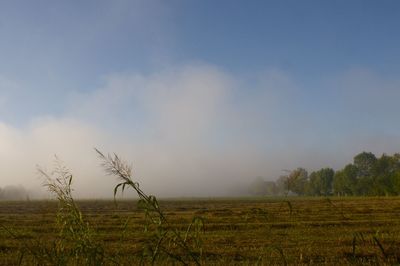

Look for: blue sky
[1,1,400,197]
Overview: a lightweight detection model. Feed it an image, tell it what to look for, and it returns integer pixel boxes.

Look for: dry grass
[1,197,400,265]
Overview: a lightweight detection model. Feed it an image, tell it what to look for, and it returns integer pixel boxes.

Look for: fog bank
[1,65,400,198]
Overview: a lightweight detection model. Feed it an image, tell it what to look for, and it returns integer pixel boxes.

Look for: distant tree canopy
[0,185,29,200]
[250,151,400,197]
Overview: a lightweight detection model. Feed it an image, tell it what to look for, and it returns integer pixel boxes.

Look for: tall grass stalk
[95,149,204,265]
[37,157,105,265]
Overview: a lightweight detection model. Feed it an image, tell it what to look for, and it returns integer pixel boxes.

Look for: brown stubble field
[1,197,400,265]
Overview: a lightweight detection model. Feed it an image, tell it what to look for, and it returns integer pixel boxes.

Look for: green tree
[370,154,400,195]
[308,168,334,196]
[353,151,377,177]
[286,168,308,195]
[333,164,358,196]
[352,152,377,195]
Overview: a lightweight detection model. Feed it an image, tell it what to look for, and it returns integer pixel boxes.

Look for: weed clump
[36,157,105,265]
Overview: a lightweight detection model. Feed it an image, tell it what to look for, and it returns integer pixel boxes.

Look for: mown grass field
[1,197,400,265]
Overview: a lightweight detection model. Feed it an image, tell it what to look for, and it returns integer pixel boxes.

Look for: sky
[1,0,400,197]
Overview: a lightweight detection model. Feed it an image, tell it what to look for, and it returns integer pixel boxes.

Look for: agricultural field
[1,197,400,265]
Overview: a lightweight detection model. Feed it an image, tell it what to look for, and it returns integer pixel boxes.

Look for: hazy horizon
[1,1,400,198]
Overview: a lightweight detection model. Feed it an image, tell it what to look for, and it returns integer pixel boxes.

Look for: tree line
[0,185,29,200]
[250,152,400,196]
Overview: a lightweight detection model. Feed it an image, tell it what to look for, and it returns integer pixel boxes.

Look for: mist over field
[1,1,400,199]
[1,66,400,198]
